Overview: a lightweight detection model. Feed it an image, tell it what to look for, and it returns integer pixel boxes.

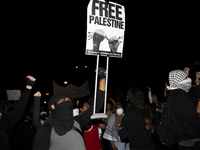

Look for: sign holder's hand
[91,55,109,119]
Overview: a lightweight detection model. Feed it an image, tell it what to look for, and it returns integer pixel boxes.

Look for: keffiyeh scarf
[167,70,191,92]
[103,114,120,141]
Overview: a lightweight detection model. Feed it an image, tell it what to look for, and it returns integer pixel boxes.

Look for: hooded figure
[127,87,145,109]
[124,87,155,150]
[33,74,106,150]
[45,93,74,136]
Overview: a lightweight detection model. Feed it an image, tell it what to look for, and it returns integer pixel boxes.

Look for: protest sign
[6,90,21,100]
[85,0,125,58]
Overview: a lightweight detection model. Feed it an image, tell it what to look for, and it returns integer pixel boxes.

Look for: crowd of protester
[0,62,200,150]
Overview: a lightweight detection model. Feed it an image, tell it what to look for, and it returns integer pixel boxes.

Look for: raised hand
[183,67,190,74]
[34,91,41,97]
[92,29,106,51]
[26,75,36,89]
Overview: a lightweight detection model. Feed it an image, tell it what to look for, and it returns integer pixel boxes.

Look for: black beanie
[48,93,70,111]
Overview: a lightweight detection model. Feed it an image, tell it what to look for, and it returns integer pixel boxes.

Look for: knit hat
[48,93,70,111]
[168,70,188,90]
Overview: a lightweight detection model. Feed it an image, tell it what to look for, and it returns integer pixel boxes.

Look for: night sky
[1,1,199,102]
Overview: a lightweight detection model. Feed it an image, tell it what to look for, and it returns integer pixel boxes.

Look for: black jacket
[124,105,155,149]
[167,89,200,141]
[0,88,31,150]
[33,90,105,150]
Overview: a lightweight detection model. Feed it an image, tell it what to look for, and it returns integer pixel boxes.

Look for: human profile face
[196,71,200,86]
[80,102,90,113]
[152,95,158,104]
[106,103,111,110]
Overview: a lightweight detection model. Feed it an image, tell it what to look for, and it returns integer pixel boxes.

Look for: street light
[64,81,68,85]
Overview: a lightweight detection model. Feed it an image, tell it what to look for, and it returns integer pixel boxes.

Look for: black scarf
[45,101,74,136]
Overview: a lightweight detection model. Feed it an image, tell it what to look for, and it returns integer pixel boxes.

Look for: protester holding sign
[33,70,106,150]
[0,75,36,150]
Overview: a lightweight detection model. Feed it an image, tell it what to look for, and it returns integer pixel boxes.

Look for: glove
[98,67,106,79]
[26,77,35,87]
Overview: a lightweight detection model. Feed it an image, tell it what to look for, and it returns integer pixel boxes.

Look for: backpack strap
[72,126,84,140]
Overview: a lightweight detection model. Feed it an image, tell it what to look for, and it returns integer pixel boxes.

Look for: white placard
[85,0,125,58]
[6,90,21,100]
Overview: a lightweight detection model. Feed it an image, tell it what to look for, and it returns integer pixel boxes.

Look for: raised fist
[108,36,120,52]
[26,75,36,87]
[34,91,41,97]
[93,29,106,51]
[98,67,106,79]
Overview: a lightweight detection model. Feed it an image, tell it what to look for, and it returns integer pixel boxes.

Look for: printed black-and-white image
[87,29,124,53]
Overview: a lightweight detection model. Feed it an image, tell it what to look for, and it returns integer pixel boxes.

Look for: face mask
[40,114,48,121]
[49,101,74,136]
[135,92,145,103]
[116,108,124,115]
[178,77,192,92]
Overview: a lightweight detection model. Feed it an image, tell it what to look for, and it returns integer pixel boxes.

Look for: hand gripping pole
[91,55,109,119]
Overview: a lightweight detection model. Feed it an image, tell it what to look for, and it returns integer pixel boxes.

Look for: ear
[51,104,55,110]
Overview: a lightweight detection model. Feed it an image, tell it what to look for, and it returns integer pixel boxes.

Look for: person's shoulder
[170,90,192,109]
[173,91,188,100]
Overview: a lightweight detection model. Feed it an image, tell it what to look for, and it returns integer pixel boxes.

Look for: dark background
[1,0,199,103]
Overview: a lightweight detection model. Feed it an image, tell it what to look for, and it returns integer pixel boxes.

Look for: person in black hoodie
[33,68,106,150]
[124,87,155,150]
[0,75,36,150]
[166,68,200,150]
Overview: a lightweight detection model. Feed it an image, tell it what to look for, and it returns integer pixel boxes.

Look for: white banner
[85,0,125,58]
[6,90,21,100]
[53,81,90,99]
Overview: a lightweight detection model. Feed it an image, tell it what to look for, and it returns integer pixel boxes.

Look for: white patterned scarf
[103,114,120,141]
[167,70,191,92]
